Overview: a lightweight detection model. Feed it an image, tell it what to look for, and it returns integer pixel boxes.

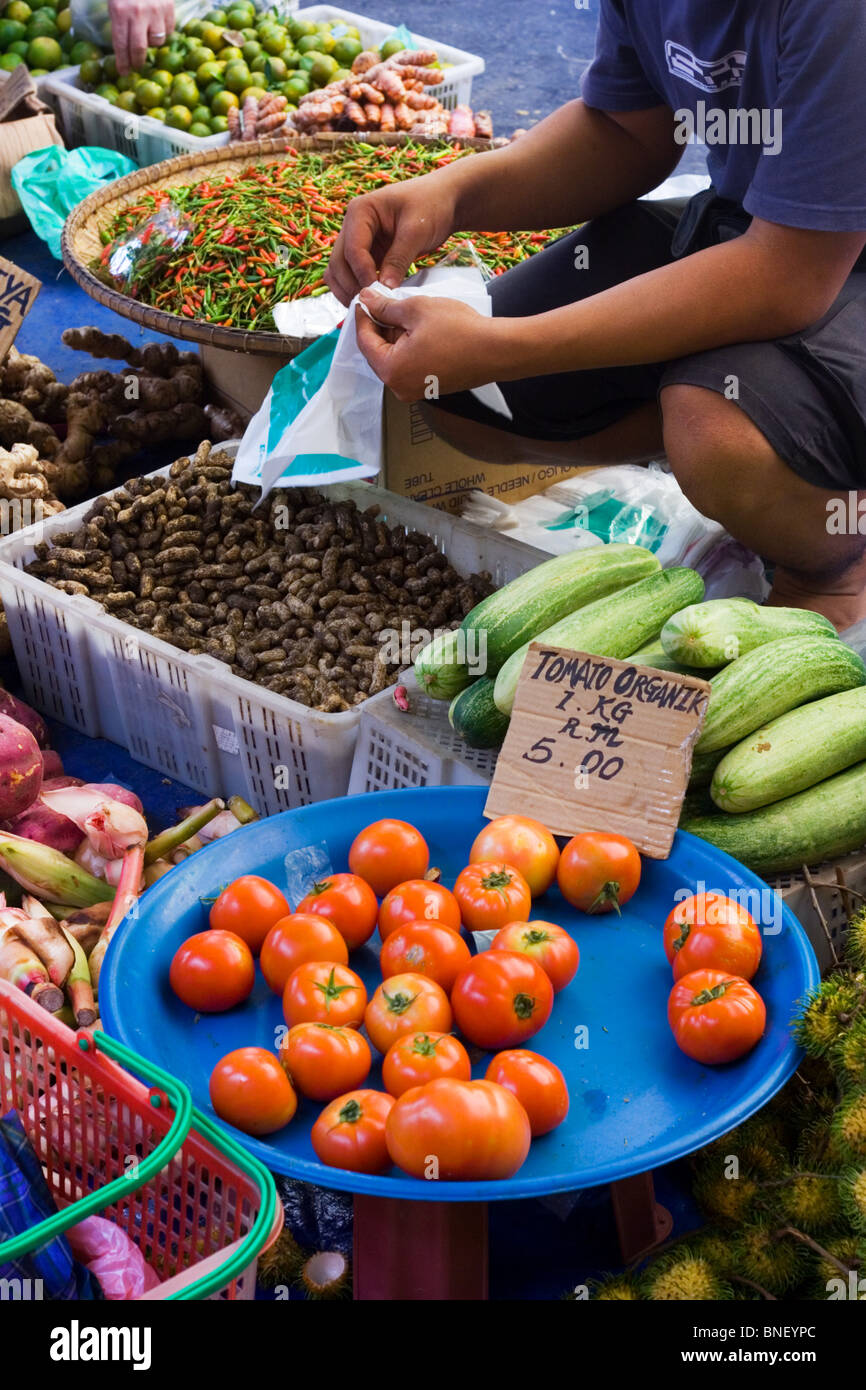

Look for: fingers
[359,288,415,329]
[355,304,393,377]
[379,220,426,289]
[159,0,175,41]
[342,203,382,298]
[324,244,358,307]
[111,5,131,75]
[127,4,150,72]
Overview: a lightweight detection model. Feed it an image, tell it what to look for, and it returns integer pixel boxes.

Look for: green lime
[78,56,101,85]
[289,17,316,41]
[4,1,32,22]
[26,33,60,66]
[332,67,352,83]
[68,37,100,62]
[222,58,249,92]
[283,74,309,99]
[240,26,256,41]
[95,81,118,101]
[297,52,319,74]
[29,5,54,22]
[189,120,211,137]
[310,53,338,86]
[196,58,223,84]
[203,78,224,102]
[225,3,253,27]
[239,82,266,102]
[190,103,210,123]
[54,3,70,29]
[0,51,22,68]
[199,21,224,52]
[0,17,27,45]
[161,46,186,74]
[210,87,237,114]
[25,15,57,38]
[183,18,203,38]
[261,26,287,55]
[188,44,215,68]
[296,33,321,55]
[8,38,28,54]
[261,53,286,82]
[134,78,163,108]
[209,112,228,132]
[204,8,227,23]
[332,36,362,66]
[115,89,138,112]
[148,105,166,121]
[101,51,118,79]
[151,67,172,90]
[115,73,136,91]
[380,37,406,60]
[170,72,198,106]
[241,38,260,62]
[165,103,192,129]
[217,44,241,62]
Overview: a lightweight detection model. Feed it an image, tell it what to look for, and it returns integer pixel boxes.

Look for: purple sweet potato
[5,799,84,854]
[41,749,64,780]
[0,693,47,748]
[0,714,42,819]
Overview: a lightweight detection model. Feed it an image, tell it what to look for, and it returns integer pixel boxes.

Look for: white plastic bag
[232,263,511,495]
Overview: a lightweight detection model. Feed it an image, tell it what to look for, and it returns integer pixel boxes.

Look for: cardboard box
[0,67,64,227]
[200,342,287,420]
[383,393,592,514]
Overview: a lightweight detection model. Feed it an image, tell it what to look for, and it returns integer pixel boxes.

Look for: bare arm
[326,99,682,302]
[356,221,866,400]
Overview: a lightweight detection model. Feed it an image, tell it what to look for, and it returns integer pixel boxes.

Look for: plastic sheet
[11,145,137,259]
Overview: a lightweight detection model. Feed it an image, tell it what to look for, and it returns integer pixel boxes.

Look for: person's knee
[661,384,774,520]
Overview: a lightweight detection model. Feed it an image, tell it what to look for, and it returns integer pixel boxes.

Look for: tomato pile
[166,815,770,1181]
[663,891,767,1065]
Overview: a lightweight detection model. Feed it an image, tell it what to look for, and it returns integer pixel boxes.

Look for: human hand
[110,0,175,74]
[325,179,457,306]
[355,287,500,403]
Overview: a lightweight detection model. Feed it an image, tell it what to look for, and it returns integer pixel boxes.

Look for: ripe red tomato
[451,949,553,1049]
[348,819,430,896]
[209,1047,297,1136]
[364,972,452,1054]
[668,968,766,1065]
[279,1023,371,1101]
[311,1089,395,1173]
[385,1079,531,1181]
[378,879,462,940]
[382,1031,472,1098]
[208,875,290,955]
[485,1050,569,1136]
[283,961,367,1029]
[379,919,471,992]
[453,861,532,933]
[663,893,762,982]
[557,832,641,914]
[296,873,378,950]
[491,920,579,993]
[260,913,348,995]
[169,930,254,1013]
[470,816,559,896]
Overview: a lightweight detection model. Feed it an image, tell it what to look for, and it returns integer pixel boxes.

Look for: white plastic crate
[0,465,542,815]
[293,5,485,108]
[0,63,79,111]
[43,68,232,166]
[348,671,500,796]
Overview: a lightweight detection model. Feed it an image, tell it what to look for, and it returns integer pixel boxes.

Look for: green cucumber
[460,543,660,677]
[629,636,711,677]
[711,686,866,812]
[493,567,705,716]
[696,636,866,754]
[689,744,733,790]
[661,598,836,669]
[682,760,866,875]
[414,629,474,701]
[449,679,510,749]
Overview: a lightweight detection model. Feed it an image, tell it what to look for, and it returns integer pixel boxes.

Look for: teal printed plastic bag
[11,146,136,259]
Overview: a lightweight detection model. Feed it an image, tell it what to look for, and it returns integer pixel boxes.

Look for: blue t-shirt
[581,0,866,231]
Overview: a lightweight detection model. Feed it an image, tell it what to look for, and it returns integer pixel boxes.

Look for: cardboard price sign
[485,644,712,859]
[0,256,40,362]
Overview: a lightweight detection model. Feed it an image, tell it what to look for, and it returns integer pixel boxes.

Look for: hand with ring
[109,0,175,74]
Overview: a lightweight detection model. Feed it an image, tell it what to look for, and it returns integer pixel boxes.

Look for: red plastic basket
[0,981,282,1299]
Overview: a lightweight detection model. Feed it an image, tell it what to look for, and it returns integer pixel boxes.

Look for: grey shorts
[436,195,866,490]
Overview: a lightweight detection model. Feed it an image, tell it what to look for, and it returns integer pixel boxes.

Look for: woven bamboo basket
[61,131,499,358]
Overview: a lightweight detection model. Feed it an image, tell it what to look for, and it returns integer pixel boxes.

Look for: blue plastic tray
[101,787,819,1202]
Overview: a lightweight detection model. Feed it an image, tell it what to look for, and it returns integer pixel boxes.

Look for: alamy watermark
[674,101,782,155]
[673,877,782,934]
[377,621,488,677]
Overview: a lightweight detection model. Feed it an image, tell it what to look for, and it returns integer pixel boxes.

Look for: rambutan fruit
[795,977,865,1057]
[589,1272,644,1300]
[843,908,866,970]
[831,1091,866,1163]
[731,1223,805,1296]
[778,1172,844,1234]
[692,1167,761,1226]
[644,1251,732,1301]
[832,1012,866,1086]
[256,1226,305,1287]
[840,1168,866,1233]
[295,1250,351,1300]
